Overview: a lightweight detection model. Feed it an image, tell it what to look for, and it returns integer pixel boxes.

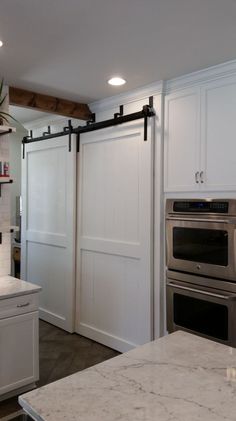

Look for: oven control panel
[173,201,229,213]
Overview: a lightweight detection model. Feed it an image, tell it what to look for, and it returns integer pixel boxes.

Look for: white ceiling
[1,0,236,103]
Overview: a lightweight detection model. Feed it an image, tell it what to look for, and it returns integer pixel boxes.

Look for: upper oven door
[166,217,236,281]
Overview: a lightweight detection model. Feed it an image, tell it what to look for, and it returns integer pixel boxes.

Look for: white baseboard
[0,411,24,421]
[0,382,36,403]
[77,323,138,353]
[39,308,74,333]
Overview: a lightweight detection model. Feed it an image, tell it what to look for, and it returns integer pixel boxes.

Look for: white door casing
[21,135,76,332]
[76,120,154,352]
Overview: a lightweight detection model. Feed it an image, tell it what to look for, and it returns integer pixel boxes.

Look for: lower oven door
[167,279,236,347]
[166,218,236,281]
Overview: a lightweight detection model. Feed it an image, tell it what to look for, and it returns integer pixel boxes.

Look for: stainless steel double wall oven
[166,199,236,346]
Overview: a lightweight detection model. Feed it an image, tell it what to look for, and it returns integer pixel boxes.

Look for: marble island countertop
[0,275,41,299]
[19,331,236,421]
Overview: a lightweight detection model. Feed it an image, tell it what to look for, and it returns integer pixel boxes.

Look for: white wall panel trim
[78,323,137,353]
[80,238,141,259]
[26,232,67,248]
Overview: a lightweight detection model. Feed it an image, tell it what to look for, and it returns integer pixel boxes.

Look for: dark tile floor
[0,320,119,419]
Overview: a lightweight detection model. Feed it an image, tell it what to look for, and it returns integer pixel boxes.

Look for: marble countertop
[19,331,236,421]
[0,275,41,299]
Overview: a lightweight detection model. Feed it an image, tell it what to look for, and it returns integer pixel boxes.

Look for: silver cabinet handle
[195,172,199,183]
[17,302,30,308]
[200,171,204,183]
[167,282,236,300]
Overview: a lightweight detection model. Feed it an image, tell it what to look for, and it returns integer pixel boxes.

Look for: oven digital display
[173,201,229,213]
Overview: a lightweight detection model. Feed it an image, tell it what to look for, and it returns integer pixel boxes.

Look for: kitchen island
[19,331,236,421]
[0,275,41,299]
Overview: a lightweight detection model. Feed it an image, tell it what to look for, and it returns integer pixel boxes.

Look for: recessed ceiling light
[0,41,3,48]
[108,77,126,86]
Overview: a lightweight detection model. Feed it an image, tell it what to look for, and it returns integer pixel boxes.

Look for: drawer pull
[17,302,30,308]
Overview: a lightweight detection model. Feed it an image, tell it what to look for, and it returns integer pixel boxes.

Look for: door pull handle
[17,302,30,308]
[167,282,236,300]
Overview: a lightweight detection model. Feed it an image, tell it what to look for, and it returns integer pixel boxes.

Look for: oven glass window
[173,293,228,340]
[173,228,228,266]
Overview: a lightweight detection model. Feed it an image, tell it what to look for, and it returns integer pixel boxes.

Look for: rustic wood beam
[9,87,92,121]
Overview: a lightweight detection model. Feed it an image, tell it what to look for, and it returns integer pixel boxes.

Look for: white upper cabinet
[201,76,236,191]
[164,73,236,192]
[164,88,200,192]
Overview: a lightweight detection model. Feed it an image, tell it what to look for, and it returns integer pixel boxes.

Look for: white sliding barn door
[21,135,76,332]
[76,120,154,352]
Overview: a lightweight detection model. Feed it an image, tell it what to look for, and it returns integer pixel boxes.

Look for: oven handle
[167,281,236,301]
[166,216,232,224]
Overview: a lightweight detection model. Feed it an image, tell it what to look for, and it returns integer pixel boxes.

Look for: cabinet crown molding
[165,59,236,94]
[90,81,164,113]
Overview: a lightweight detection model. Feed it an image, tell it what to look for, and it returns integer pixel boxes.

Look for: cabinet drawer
[0,293,39,319]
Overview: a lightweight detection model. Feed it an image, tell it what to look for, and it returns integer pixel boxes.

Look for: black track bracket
[114,105,124,119]
[63,120,73,152]
[86,113,96,126]
[42,126,51,136]
[22,130,33,159]
[142,104,154,141]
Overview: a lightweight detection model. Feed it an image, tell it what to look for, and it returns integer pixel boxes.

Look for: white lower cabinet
[0,308,39,398]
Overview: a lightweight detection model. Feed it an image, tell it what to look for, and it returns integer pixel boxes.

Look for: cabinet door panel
[202,77,236,190]
[164,88,200,192]
[0,311,39,396]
